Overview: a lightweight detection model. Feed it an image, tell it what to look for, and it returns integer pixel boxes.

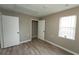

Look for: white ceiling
[0,4,79,17]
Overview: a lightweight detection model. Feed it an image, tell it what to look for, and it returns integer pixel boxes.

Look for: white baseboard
[42,39,78,55]
[20,39,31,44]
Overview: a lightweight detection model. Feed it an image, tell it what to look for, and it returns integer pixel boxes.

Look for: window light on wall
[58,15,77,40]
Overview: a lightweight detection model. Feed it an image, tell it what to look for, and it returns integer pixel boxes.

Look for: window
[58,15,77,40]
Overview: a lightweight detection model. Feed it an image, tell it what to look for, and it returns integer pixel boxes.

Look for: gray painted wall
[43,6,79,54]
[0,13,1,44]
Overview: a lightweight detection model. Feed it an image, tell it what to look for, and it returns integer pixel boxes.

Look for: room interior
[0,4,79,55]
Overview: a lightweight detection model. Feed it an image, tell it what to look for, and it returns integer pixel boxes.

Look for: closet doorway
[32,20,38,39]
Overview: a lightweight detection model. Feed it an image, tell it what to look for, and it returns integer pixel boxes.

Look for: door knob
[17,32,19,34]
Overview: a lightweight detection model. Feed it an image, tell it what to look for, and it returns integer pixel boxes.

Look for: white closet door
[38,20,45,40]
[2,15,20,48]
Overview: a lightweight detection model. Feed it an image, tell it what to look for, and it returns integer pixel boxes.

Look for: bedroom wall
[0,12,1,44]
[42,6,79,54]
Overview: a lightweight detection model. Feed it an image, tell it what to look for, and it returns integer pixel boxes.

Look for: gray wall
[43,6,79,54]
[0,8,37,43]
[0,12,1,44]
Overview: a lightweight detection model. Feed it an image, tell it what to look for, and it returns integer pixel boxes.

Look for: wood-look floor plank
[0,38,73,55]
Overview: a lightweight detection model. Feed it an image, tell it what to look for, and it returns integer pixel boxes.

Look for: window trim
[58,15,77,40]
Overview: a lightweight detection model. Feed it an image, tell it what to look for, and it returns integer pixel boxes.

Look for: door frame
[32,19,38,39]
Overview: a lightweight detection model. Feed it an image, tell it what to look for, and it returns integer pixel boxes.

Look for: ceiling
[0,4,79,17]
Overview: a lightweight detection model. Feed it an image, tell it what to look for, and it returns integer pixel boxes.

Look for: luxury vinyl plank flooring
[0,38,73,55]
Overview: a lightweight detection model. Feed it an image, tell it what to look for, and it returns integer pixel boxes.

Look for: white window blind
[58,15,77,40]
